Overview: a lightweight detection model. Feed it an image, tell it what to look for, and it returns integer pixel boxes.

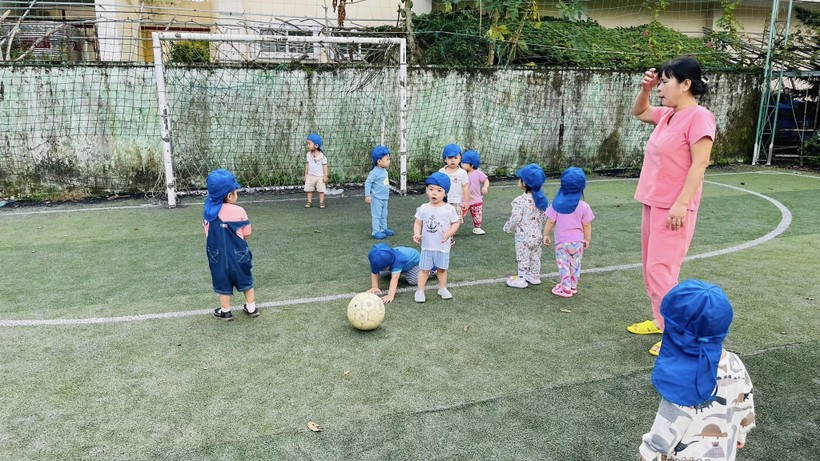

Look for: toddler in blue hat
[503,163,549,288]
[304,133,329,208]
[203,169,258,321]
[461,149,490,235]
[366,243,421,303]
[438,144,471,230]
[364,145,394,239]
[543,167,595,298]
[639,279,755,461]
[412,172,460,302]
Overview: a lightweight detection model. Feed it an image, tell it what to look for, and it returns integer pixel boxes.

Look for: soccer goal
[152,32,407,207]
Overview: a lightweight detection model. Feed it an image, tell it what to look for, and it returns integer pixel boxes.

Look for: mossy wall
[0,65,760,200]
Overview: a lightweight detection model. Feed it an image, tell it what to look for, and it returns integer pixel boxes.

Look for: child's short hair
[652,279,734,406]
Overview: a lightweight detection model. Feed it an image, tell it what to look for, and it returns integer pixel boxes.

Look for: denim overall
[206,217,253,295]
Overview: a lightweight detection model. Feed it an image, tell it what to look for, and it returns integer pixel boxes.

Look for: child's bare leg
[414,269,429,302]
[306,191,313,204]
[417,269,429,290]
[243,288,255,304]
[319,192,325,203]
[219,294,232,311]
[243,288,258,315]
[436,269,448,289]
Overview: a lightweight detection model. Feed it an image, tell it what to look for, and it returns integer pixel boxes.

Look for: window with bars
[258,28,318,60]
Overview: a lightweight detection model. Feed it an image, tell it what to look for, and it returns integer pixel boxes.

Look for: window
[258,27,318,60]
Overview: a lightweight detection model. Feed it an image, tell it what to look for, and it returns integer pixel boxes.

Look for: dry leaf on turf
[559,308,572,313]
[463,324,470,332]
[307,421,322,432]
[343,370,351,377]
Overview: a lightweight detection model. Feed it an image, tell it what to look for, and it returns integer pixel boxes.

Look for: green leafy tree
[556,0,586,22]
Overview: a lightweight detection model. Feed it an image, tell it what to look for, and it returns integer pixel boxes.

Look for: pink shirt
[634,105,716,211]
[545,201,594,244]
[203,203,251,239]
[466,169,488,205]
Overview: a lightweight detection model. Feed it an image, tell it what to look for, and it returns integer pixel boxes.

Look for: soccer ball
[347,292,385,331]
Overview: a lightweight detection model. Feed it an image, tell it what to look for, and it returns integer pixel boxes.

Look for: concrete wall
[0,65,760,199]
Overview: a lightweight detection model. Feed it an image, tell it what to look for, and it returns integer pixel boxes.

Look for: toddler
[461,149,490,235]
[366,243,421,303]
[413,172,460,302]
[364,145,394,239]
[543,167,594,298]
[203,169,258,321]
[438,144,470,226]
[639,279,755,461]
[304,133,329,208]
[503,163,548,288]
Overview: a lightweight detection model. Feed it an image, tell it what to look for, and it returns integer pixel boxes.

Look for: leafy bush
[381,11,745,70]
[170,40,210,63]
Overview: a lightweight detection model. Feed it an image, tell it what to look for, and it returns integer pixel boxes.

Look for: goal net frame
[151,31,408,208]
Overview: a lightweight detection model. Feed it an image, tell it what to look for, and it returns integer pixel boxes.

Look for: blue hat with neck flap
[203,169,241,222]
[652,279,734,407]
[516,163,549,211]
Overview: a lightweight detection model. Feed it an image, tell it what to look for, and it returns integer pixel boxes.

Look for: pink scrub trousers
[641,204,698,330]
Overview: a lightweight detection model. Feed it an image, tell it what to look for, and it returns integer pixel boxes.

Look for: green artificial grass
[0,167,817,460]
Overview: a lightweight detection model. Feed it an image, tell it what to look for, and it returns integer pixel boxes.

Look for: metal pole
[767,0,795,166]
[752,0,779,165]
[152,32,176,207]
[398,38,408,195]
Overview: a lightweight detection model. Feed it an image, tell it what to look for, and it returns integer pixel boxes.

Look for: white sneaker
[505,275,528,288]
[525,274,542,285]
[472,227,486,235]
[414,290,426,303]
[438,288,453,299]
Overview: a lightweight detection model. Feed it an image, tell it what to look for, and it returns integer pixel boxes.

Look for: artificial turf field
[0,166,817,460]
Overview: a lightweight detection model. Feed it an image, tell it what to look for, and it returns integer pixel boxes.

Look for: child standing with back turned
[304,133,329,208]
[639,279,755,461]
[203,169,259,321]
[413,172,460,303]
[460,149,490,235]
[543,167,594,298]
[503,163,549,288]
[364,145,394,239]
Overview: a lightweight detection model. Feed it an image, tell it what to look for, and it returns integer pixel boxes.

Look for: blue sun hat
[516,163,549,211]
[652,279,734,407]
[552,167,587,214]
[204,169,241,222]
[306,133,323,149]
[441,144,462,161]
[371,145,390,166]
[368,243,396,274]
[462,150,480,169]
[424,172,451,202]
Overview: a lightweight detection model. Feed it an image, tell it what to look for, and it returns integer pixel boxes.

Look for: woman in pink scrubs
[627,57,716,356]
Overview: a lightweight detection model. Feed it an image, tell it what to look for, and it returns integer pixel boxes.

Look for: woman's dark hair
[660,56,709,96]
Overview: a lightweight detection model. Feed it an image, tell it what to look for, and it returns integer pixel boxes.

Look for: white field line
[2,170,816,216]
[0,181,793,328]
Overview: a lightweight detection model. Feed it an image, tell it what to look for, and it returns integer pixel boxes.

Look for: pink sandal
[551,283,573,298]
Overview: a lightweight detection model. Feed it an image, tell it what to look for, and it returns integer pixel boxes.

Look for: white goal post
[151,31,408,208]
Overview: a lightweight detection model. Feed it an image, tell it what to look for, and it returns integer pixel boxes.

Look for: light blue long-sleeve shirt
[365,167,390,200]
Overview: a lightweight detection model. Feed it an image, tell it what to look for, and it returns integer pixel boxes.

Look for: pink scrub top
[634,105,716,211]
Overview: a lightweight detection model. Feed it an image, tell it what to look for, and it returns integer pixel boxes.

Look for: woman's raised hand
[641,68,659,92]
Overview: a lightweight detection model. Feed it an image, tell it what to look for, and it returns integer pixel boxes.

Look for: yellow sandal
[649,341,662,356]
[627,320,662,335]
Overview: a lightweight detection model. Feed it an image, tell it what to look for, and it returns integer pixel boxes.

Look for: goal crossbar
[151,31,408,208]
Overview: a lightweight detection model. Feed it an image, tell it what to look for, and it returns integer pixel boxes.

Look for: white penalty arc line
[0,181,792,327]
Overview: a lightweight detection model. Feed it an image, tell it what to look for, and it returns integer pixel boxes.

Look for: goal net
[151,32,407,207]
